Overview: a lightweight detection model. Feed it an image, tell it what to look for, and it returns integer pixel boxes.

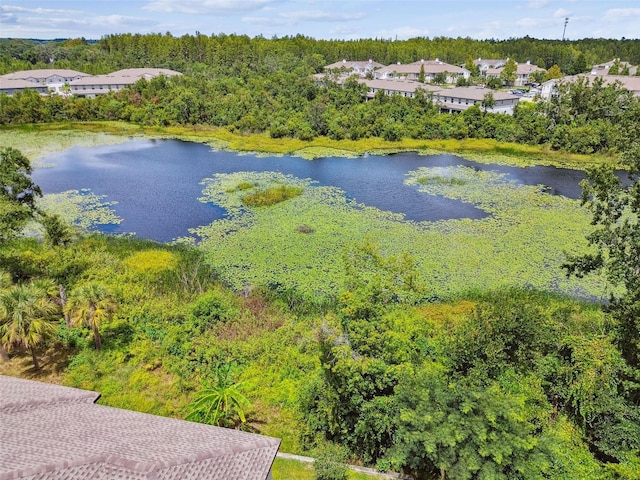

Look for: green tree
[65,282,116,350]
[0,283,58,370]
[608,59,621,75]
[544,64,563,81]
[564,142,640,368]
[41,213,74,247]
[481,92,496,113]
[528,69,546,85]
[464,57,479,77]
[339,239,426,321]
[418,63,426,83]
[500,58,517,86]
[391,363,551,480]
[185,362,251,427]
[485,76,502,90]
[0,147,42,241]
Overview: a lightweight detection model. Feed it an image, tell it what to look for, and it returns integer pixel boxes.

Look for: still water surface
[33,139,589,242]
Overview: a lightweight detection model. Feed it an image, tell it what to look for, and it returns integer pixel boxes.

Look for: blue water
[33,139,591,242]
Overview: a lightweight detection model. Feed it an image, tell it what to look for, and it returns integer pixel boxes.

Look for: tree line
[2,70,640,156]
[2,34,640,75]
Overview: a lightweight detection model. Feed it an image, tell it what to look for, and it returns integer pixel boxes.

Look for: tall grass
[242,185,304,207]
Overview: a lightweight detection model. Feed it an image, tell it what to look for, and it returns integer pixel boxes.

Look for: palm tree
[186,363,251,427]
[31,277,70,327]
[0,283,58,370]
[65,282,116,350]
[0,271,12,362]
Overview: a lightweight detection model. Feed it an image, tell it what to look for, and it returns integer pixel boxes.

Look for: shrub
[296,225,315,234]
[242,185,303,207]
[314,444,348,480]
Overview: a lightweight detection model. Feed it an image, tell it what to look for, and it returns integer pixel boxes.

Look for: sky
[1,1,639,41]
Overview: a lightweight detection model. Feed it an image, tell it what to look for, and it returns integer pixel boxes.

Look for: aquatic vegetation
[37,189,122,230]
[190,168,605,303]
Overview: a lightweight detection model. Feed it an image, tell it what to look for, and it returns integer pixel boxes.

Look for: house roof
[324,60,383,70]
[551,74,640,96]
[0,78,49,91]
[0,69,90,80]
[473,58,508,68]
[485,62,544,76]
[358,78,442,94]
[590,60,638,76]
[381,60,467,75]
[436,86,519,102]
[0,375,280,480]
[69,68,182,87]
[109,68,182,78]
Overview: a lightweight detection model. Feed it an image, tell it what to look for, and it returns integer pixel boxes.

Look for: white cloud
[243,16,289,26]
[527,0,550,8]
[604,8,640,20]
[516,17,544,27]
[0,5,78,15]
[554,9,570,18]
[243,9,364,27]
[1,12,18,24]
[279,10,365,22]
[143,0,281,14]
[93,15,157,27]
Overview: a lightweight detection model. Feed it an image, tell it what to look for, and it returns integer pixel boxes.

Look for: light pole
[562,17,569,41]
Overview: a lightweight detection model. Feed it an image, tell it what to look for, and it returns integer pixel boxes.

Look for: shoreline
[0,121,620,171]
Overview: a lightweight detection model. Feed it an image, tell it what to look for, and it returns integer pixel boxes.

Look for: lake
[33,139,591,242]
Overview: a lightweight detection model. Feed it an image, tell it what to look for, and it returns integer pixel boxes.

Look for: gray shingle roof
[0,375,280,480]
[0,69,90,81]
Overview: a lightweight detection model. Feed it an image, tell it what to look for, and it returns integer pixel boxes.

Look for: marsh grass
[242,185,304,207]
[417,175,467,186]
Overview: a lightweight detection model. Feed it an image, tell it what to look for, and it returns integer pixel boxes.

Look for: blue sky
[1,1,639,41]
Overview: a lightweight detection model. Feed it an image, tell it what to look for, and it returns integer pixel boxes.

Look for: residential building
[323,59,383,77]
[0,68,90,93]
[0,78,49,95]
[375,59,470,84]
[434,86,520,114]
[69,68,182,97]
[484,61,545,86]
[0,375,280,480]
[357,78,441,99]
[589,59,638,76]
[540,74,640,99]
[473,58,508,73]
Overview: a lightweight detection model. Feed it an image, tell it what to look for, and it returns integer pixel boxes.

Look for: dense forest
[2,34,640,479]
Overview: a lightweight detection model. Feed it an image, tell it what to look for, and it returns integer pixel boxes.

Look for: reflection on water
[33,139,592,242]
